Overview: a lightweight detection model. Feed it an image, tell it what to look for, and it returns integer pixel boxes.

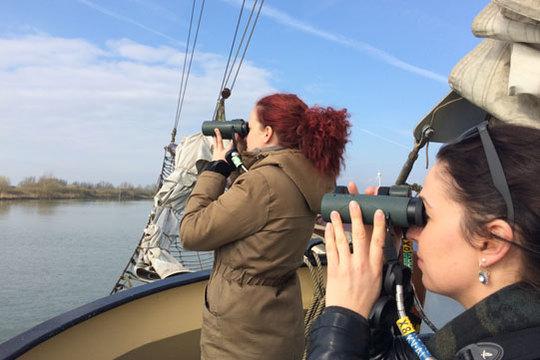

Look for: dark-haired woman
[180,93,350,359]
[308,122,540,359]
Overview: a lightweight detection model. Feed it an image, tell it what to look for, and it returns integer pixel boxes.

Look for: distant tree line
[0,175,157,200]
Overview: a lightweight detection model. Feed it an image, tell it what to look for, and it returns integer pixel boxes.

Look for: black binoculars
[320,185,425,228]
[201,119,249,139]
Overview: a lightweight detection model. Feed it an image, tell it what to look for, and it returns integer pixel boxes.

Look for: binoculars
[201,119,249,139]
[321,185,425,228]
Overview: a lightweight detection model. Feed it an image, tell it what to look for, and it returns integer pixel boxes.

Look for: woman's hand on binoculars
[325,200,386,319]
[347,181,377,237]
[212,129,233,161]
[346,181,377,197]
[346,181,360,195]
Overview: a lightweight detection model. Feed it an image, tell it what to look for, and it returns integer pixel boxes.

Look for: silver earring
[478,258,489,285]
[479,270,490,285]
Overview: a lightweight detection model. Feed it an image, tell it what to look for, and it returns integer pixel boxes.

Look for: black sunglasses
[454,121,514,224]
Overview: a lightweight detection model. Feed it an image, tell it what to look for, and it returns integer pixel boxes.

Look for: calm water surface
[0,200,152,343]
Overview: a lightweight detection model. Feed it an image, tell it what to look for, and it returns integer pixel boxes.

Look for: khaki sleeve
[180,170,270,251]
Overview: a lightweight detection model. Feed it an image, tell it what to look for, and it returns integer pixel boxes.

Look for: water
[422,292,463,332]
[0,200,152,343]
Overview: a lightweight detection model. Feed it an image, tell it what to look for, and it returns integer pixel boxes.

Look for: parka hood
[245,148,335,213]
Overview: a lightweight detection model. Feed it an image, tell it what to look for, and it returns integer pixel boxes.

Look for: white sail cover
[134,133,214,280]
[415,0,540,139]
[450,0,540,128]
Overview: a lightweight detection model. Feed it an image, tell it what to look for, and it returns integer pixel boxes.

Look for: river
[0,200,152,343]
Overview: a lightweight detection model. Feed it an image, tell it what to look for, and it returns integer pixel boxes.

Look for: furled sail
[111,133,214,293]
[451,0,540,128]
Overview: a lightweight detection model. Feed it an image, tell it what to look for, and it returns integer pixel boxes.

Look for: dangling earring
[478,258,489,285]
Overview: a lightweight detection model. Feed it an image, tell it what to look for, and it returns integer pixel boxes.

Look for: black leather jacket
[308,284,540,360]
[308,306,370,359]
[307,306,418,360]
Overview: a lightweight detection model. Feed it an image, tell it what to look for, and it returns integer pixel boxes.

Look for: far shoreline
[0,175,157,202]
[0,194,153,201]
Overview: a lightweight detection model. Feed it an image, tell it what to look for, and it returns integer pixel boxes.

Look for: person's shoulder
[232,167,273,191]
[247,154,289,176]
[456,326,540,360]
[239,166,290,195]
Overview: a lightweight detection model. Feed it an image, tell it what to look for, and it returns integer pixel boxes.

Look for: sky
[0,0,488,187]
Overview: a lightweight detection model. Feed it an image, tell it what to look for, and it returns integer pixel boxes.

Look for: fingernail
[375,209,384,219]
[331,211,339,219]
[349,201,359,210]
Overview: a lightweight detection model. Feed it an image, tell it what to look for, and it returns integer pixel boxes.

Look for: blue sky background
[0,0,488,187]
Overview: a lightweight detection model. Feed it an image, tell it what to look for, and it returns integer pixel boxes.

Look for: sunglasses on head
[454,121,514,224]
[452,121,540,257]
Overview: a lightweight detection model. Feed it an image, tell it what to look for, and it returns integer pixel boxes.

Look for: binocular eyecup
[202,119,249,139]
[320,189,425,228]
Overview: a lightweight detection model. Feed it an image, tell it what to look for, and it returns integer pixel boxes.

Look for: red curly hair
[256,93,350,178]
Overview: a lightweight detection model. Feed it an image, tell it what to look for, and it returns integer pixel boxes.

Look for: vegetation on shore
[0,175,156,201]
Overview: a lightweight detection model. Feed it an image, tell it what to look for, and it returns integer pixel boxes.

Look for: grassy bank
[0,175,156,201]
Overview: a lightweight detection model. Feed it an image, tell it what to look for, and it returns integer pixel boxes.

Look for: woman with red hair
[181,93,350,359]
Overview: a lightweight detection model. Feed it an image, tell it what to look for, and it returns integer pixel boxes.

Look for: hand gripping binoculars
[201,119,249,140]
[321,185,425,357]
[320,185,425,228]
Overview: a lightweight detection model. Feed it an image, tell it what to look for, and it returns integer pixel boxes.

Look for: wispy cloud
[357,128,409,149]
[77,0,183,46]
[222,0,447,83]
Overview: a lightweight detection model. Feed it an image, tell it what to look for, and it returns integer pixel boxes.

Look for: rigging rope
[216,0,246,101]
[302,250,326,360]
[223,0,257,89]
[172,0,206,141]
[212,0,265,120]
[173,0,195,133]
[229,0,264,91]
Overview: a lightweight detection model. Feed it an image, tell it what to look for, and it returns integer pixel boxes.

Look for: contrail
[77,0,183,46]
[126,0,180,22]
[358,128,410,149]
[221,0,447,84]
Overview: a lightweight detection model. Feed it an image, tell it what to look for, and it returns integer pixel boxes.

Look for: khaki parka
[180,148,334,360]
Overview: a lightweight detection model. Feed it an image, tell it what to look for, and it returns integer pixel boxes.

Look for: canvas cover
[494,0,540,22]
[134,133,214,281]
[415,0,540,143]
[451,0,540,128]
[449,39,540,128]
[473,2,540,44]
